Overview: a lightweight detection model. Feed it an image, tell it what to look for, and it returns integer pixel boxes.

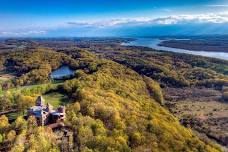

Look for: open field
[0,82,62,95]
[43,92,68,108]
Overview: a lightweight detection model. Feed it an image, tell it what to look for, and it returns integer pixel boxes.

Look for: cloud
[67,18,151,27]
[67,12,228,27]
[153,13,228,24]
[2,12,228,37]
[207,4,228,7]
[0,30,47,36]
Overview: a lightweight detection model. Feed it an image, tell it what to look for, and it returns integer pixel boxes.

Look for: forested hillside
[0,41,225,151]
[79,39,228,149]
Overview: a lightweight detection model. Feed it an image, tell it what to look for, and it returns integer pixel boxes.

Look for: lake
[50,66,75,79]
[123,38,228,61]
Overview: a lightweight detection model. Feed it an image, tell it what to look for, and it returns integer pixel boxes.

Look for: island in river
[159,38,228,53]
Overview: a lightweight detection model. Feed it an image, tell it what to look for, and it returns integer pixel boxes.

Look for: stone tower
[36,96,45,106]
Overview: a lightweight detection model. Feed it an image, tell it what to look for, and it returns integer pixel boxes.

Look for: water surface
[123,38,228,61]
[50,66,75,79]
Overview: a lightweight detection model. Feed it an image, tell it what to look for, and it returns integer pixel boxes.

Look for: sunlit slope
[63,59,221,152]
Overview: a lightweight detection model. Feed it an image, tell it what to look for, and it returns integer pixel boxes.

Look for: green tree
[0,134,4,143]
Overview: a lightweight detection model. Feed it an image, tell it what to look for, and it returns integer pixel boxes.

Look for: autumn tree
[0,115,10,133]
[16,94,35,113]
[27,116,37,130]
[0,92,14,111]
[14,116,27,131]
[7,130,16,145]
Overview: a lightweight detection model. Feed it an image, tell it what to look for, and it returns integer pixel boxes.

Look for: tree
[7,130,16,143]
[0,115,10,133]
[27,116,37,130]
[26,127,59,152]
[14,116,27,131]
[0,134,4,143]
[129,132,143,147]
[10,144,25,152]
[17,95,35,113]
[0,84,3,94]
[75,70,86,78]
[0,95,13,111]
[143,76,164,104]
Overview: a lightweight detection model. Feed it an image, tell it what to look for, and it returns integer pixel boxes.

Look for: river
[123,38,228,61]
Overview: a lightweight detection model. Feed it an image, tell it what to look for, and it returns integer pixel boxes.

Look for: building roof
[29,105,47,117]
[52,111,64,116]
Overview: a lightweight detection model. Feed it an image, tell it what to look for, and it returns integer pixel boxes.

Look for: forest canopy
[0,43,225,152]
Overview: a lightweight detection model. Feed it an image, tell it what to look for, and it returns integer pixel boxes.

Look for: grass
[0,82,63,96]
[0,83,47,96]
[43,92,68,108]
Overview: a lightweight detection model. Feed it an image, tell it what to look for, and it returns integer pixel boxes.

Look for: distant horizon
[1,34,228,39]
[1,0,228,37]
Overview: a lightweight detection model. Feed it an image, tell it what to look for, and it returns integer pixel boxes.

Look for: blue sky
[1,0,228,37]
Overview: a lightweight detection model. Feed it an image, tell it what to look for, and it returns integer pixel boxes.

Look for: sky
[1,0,228,37]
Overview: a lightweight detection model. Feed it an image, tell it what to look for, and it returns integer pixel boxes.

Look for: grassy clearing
[0,83,47,95]
[0,82,62,95]
[43,92,68,108]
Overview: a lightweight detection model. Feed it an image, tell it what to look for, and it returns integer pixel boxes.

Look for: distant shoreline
[159,39,228,53]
